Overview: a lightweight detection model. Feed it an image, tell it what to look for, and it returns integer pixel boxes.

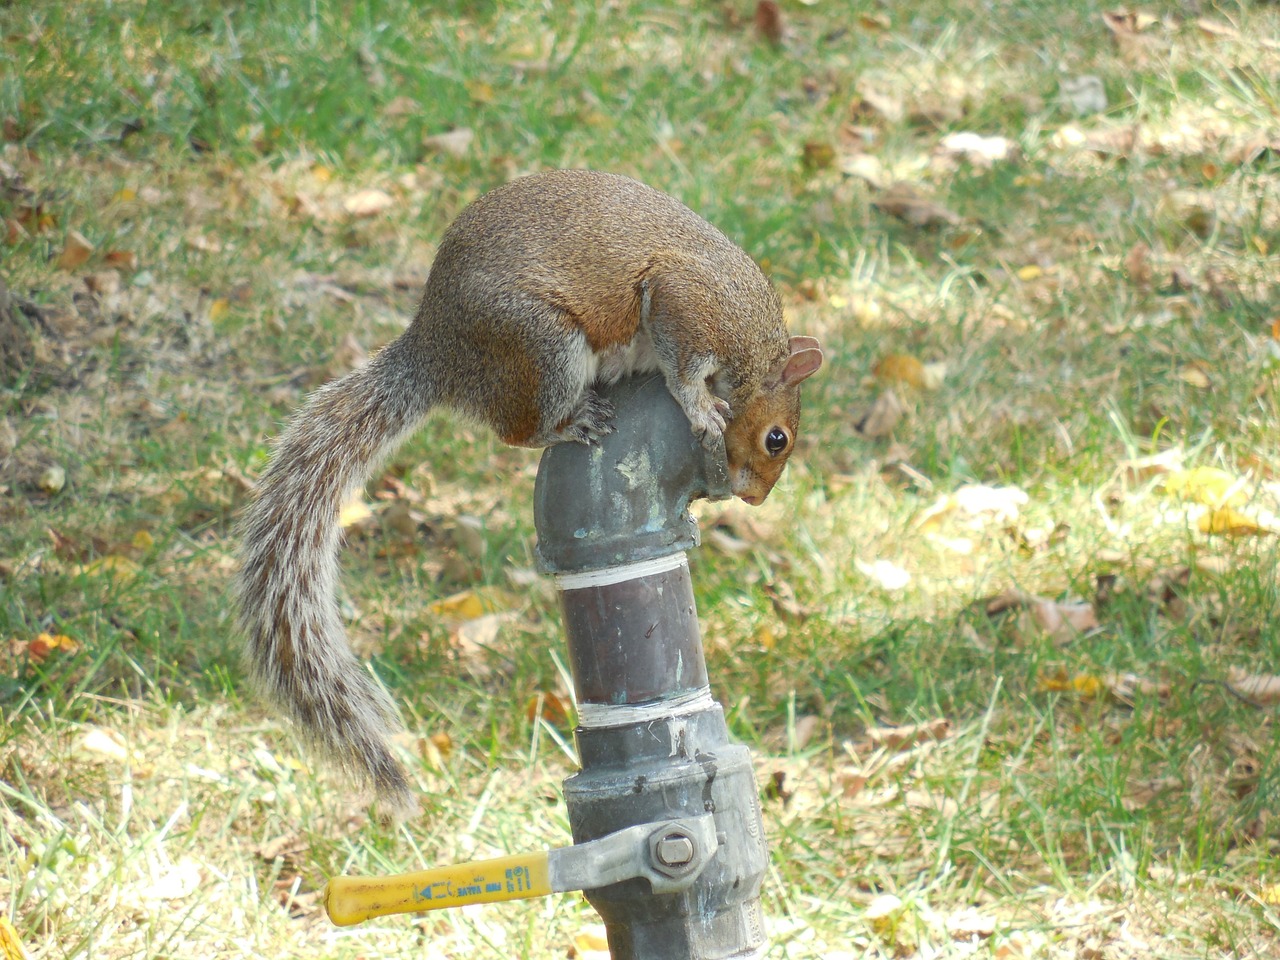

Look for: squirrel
[235,169,823,819]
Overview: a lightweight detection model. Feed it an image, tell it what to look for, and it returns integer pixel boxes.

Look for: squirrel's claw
[554,389,616,445]
[686,395,731,449]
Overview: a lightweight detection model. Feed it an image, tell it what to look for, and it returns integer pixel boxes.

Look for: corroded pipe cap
[534,375,732,574]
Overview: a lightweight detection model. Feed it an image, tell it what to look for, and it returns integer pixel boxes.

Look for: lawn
[2,0,1279,957]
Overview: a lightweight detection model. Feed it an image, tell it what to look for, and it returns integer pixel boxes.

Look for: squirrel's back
[418,169,787,406]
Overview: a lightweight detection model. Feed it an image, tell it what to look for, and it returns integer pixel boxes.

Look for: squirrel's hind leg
[487,322,615,448]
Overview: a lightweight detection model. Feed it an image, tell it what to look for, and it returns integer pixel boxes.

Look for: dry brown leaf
[802,141,835,170]
[704,502,776,545]
[840,152,886,189]
[936,132,1016,168]
[342,188,394,217]
[792,714,822,750]
[423,127,474,157]
[333,330,368,373]
[1225,667,1280,705]
[853,389,905,438]
[1118,446,1184,482]
[916,486,1028,533]
[77,726,131,762]
[451,611,517,676]
[1028,598,1099,641]
[1059,75,1108,116]
[382,95,418,119]
[855,557,911,591]
[946,908,997,939]
[705,527,751,555]
[865,718,951,751]
[1159,189,1216,238]
[1101,671,1170,701]
[872,182,963,228]
[102,249,137,271]
[1194,17,1238,40]
[851,89,905,125]
[1176,361,1212,389]
[753,0,785,45]
[1124,241,1153,288]
[56,229,94,270]
[1102,9,1158,36]
[763,580,813,621]
[525,690,571,725]
[135,858,203,904]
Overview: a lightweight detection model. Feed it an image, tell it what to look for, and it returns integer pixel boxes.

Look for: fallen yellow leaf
[29,633,78,661]
[1257,883,1280,906]
[0,918,27,960]
[466,80,495,104]
[76,555,141,577]
[427,589,487,621]
[1070,673,1105,699]
[875,353,926,388]
[1164,467,1247,507]
[337,498,373,529]
[208,297,231,323]
[572,924,610,953]
[1198,507,1268,536]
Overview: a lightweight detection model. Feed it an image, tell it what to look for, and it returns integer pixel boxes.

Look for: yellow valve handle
[325,850,552,926]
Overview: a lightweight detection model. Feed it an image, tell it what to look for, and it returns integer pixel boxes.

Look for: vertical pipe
[535,376,769,959]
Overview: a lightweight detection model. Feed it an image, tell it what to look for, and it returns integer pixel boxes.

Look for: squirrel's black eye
[764,427,789,456]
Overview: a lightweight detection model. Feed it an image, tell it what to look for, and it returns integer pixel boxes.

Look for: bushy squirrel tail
[235,334,433,821]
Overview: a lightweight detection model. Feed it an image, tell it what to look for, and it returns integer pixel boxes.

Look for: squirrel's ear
[781,338,823,386]
[788,335,822,353]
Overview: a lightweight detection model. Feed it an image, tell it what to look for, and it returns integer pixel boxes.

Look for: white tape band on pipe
[554,552,689,591]
[576,687,715,729]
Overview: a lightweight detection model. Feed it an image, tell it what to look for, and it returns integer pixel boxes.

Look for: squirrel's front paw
[687,396,731,449]
[555,390,616,445]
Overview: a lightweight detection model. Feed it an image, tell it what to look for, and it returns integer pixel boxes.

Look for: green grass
[3,0,1280,957]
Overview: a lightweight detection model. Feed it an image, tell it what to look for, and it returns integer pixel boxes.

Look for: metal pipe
[534,374,770,960]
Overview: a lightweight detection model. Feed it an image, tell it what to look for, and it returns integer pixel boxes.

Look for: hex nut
[648,827,702,880]
[655,834,695,867]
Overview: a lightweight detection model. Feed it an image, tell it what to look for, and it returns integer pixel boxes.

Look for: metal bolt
[654,833,695,867]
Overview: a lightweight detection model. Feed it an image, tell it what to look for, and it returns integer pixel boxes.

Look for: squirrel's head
[723,336,823,505]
